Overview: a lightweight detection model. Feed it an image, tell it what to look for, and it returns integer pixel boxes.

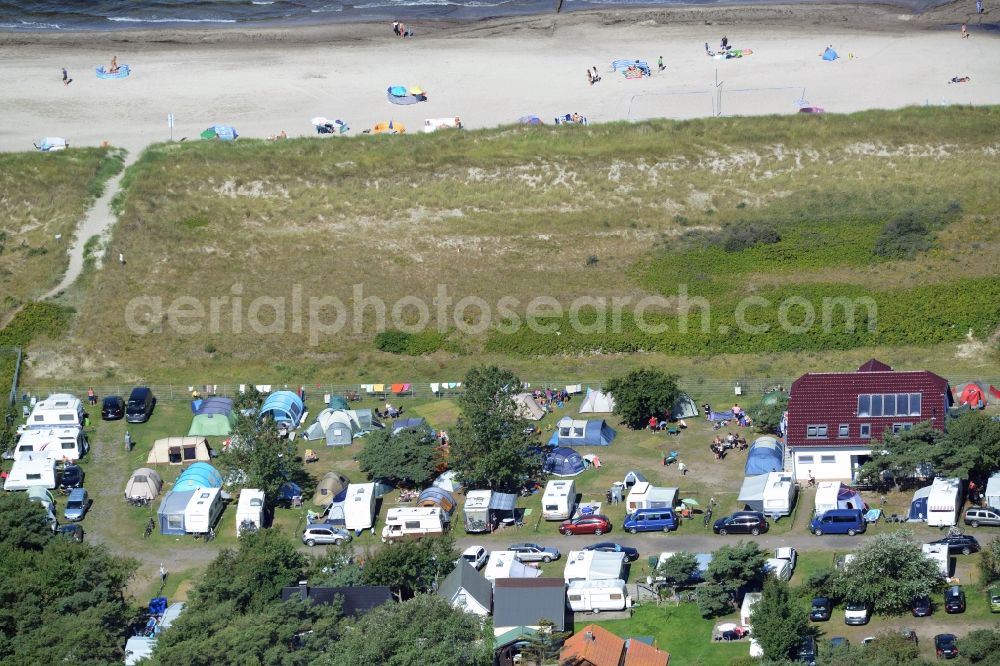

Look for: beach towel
[373,384,385,393]
[708,410,732,422]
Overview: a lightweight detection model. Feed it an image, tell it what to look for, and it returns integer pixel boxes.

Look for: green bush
[873,212,933,259]
[374,329,450,356]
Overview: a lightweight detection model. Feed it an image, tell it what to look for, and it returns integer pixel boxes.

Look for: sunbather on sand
[949,76,971,83]
[110,55,119,73]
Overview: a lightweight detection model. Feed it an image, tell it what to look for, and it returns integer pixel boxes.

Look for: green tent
[188,412,236,437]
[328,395,349,411]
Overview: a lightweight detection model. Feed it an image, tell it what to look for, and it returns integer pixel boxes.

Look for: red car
[560,514,612,536]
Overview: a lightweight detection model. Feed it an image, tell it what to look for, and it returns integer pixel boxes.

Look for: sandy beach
[1,4,998,154]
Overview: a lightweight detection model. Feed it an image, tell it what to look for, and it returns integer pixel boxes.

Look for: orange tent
[958,383,987,409]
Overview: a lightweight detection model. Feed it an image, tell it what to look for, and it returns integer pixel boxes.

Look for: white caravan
[26,394,85,429]
[761,472,797,517]
[563,550,626,584]
[344,483,376,531]
[183,488,225,534]
[235,489,265,536]
[542,480,577,521]
[3,452,57,490]
[566,579,631,613]
[380,506,444,542]
[927,477,961,527]
[14,427,88,462]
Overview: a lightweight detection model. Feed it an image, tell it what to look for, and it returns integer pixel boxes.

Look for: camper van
[3,452,57,490]
[344,483,376,532]
[183,488,225,534]
[25,394,85,430]
[235,489,265,536]
[380,506,444,543]
[566,579,631,613]
[13,427,88,462]
[761,473,797,517]
[542,480,577,521]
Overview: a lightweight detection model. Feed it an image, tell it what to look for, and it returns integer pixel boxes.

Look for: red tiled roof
[561,625,626,666]
[623,639,670,666]
[787,360,950,448]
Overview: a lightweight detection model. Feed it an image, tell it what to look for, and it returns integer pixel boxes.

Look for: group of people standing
[391,21,412,38]
[586,66,602,85]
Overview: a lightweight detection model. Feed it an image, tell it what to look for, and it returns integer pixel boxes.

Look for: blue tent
[547,417,617,446]
[201,125,238,141]
[744,436,784,476]
[544,447,586,477]
[173,462,223,492]
[195,397,234,416]
[908,485,932,521]
[279,482,303,502]
[392,417,428,434]
[822,47,838,62]
[157,490,194,535]
[260,391,304,426]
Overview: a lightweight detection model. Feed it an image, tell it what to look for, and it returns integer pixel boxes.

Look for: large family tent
[313,471,350,507]
[433,470,463,494]
[514,393,546,421]
[578,389,615,414]
[955,382,989,409]
[259,391,304,426]
[146,437,211,465]
[305,409,358,446]
[544,447,586,477]
[125,467,163,501]
[814,482,864,514]
[417,487,458,519]
[328,395,350,411]
[172,462,223,492]
[744,436,784,476]
[547,417,617,447]
[188,397,237,436]
[671,393,699,420]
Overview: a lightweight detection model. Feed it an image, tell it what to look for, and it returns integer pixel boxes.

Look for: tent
[350,408,381,433]
[195,397,234,415]
[305,409,358,446]
[544,447,586,477]
[328,395,349,411]
[822,47,839,61]
[201,125,238,141]
[985,473,1000,509]
[157,490,195,535]
[313,471,350,507]
[814,482,864,514]
[147,437,211,465]
[125,467,163,501]
[417,487,458,518]
[386,85,427,105]
[392,417,428,434]
[671,393,699,420]
[622,470,647,488]
[909,485,932,521]
[433,470,463,493]
[744,436,784,476]
[579,389,615,414]
[519,115,543,125]
[547,417,617,446]
[259,391,304,426]
[956,382,988,409]
[737,475,769,512]
[514,393,546,421]
[188,398,237,436]
[172,462,223,492]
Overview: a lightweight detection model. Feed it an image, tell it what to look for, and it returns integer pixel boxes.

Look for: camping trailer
[3,452,57,490]
[380,506,444,542]
[183,488,225,534]
[484,551,543,585]
[236,489,265,536]
[563,550,626,583]
[625,482,678,512]
[927,477,962,527]
[922,543,950,577]
[13,427,88,462]
[25,394,84,429]
[986,473,1000,510]
[566,579,631,613]
[344,483,376,531]
[814,482,864,515]
[761,472,797,517]
[463,489,518,533]
[542,480,577,521]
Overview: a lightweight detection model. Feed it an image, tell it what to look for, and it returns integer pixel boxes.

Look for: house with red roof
[560,624,670,666]
[786,359,951,482]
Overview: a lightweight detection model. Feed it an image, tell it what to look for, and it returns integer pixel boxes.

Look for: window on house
[799,455,814,465]
[892,423,913,434]
[896,393,909,416]
[857,395,871,417]
[859,424,871,438]
[806,425,828,439]
[909,393,921,415]
[821,455,836,464]
[839,424,850,438]
[883,395,896,416]
[871,395,883,416]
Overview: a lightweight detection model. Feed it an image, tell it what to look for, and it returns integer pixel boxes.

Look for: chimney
[298,579,308,600]
[585,631,595,642]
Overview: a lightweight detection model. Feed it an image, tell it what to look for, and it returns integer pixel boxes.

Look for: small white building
[183,488,225,534]
[483,551,542,585]
[437,560,492,616]
[3,452,57,490]
[625,482,678,512]
[927,477,962,527]
[563,550,626,584]
[344,483,376,531]
[235,489,265,536]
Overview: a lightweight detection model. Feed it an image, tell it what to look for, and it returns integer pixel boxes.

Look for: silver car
[302,524,352,547]
[63,488,89,522]
[508,543,560,563]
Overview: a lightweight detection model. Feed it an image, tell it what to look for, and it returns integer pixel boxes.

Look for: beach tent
[34,137,67,152]
[956,382,988,409]
[157,490,195,535]
[908,485,932,521]
[328,395,349,411]
[579,389,615,414]
[814,482,864,514]
[373,120,405,134]
[737,474,769,512]
[514,393,546,421]
[519,115,543,125]
[622,470,647,488]
[312,471,350,507]
[822,47,839,61]
[612,59,651,76]
[433,470,463,494]
[125,467,163,501]
[544,447,586,477]
[147,437,211,465]
[96,64,130,79]
[671,393,700,420]
[259,391,304,426]
[172,462,223,492]
[744,436,784,476]
[387,85,427,105]
[417,487,458,518]
[547,417,617,447]
[201,125,238,141]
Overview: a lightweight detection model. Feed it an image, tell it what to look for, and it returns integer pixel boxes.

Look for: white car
[461,545,488,569]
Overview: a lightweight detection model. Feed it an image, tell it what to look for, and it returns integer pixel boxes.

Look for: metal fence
[3,346,21,407]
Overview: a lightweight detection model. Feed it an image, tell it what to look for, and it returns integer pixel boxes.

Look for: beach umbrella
[681,498,700,507]
[408,86,425,96]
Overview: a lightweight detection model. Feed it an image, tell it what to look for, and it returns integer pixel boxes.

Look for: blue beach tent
[544,447,586,477]
[172,462,223,492]
[822,47,839,61]
[259,391,304,426]
[744,436,784,476]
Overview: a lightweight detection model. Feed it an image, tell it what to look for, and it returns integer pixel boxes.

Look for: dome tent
[125,467,163,501]
[744,436,784,476]
[259,391,304,426]
[544,447,586,477]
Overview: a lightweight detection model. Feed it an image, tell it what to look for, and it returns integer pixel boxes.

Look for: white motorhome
[922,543,951,577]
[542,479,577,521]
[381,506,444,542]
[344,483,376,531]
[26,394,85,430]
[235,489,265,536]
[483,551,542,585]
[183,488,225,534]
[927,477,961,527]
[563,550,626,584]
[566,578,631,613]
[761,472,797,517]
[14,427,88,462]
[3,452,57,490]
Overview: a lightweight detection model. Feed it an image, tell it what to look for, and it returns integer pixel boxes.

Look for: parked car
[560,514,611,536]
[964,507,1000,528]
[844,600,871,625]
[461,545,488,570]
[55,523,84,543]
[944,585,966,614]
[125,387,156,423]
[623,508,678,533]
[810,509,866,536]
[101,395,125,420]
[795,637,817,666]
[900,628,918,645]
[301,524,351,547]
[809,597,831,622]
[934,633,959,659]
[508,543,560,563]
[713,511,768,536]
[583,542,640,562]
[63,488,89,522]
[59,464,85,489]
[990,587,1000,613]
[929,534,981,556]
[911,595,932,617]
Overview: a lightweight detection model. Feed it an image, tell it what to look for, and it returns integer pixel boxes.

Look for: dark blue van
[810,509,866,536]
[623,507,679,533]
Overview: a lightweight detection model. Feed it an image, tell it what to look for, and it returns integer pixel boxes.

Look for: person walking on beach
[657,55,665,72]
[62,68,72,85]
[392,21,400,36]
[977,0,983,14]
[591,67,600,83]
[587,69,593,85]
[961,22,969,38]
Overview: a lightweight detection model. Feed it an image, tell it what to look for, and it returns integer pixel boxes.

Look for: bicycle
[205,526,216,542]
[143,518,154,539]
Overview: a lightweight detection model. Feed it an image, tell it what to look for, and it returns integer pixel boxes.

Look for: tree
[450,365,542,491]
[804,566,837,601]
[853,632,923,666]
[977,536,1000,585]
[324,594,492,666]
[233,383,264,412]
[522,617,571,665]
[216,413,303,510]
[695,583,731,619]
[308,546,366,588]
[945,411,1000,481]
[750,392,788,435]
[0,490,55,551]
[748,578,809,661]
[859,421,944,485]
[959,628,1000,663]
[705,542,768,599]
[362,534,457,601]
[652,551,699,599]
[356,426,439,488]
[605,368,680,429]
[830,531,944,614]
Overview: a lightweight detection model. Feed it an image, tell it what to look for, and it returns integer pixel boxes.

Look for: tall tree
[959,628,1000,663]
[749,392,788,435]
[0,490,55,550]
[705,542,768,603]
[605,368,680,429]
[944,411,1000,481]
[357,426,439,488]
[216,413,303,510]
[450,366,542,491]
[859,421,944,485]
[820,631,922,666]
[362,534,457,602]
[522,617,571,665]
[977,536,1000,585]
[652,551,699,600]
[748,578,809,661]
[830,531,944,614]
